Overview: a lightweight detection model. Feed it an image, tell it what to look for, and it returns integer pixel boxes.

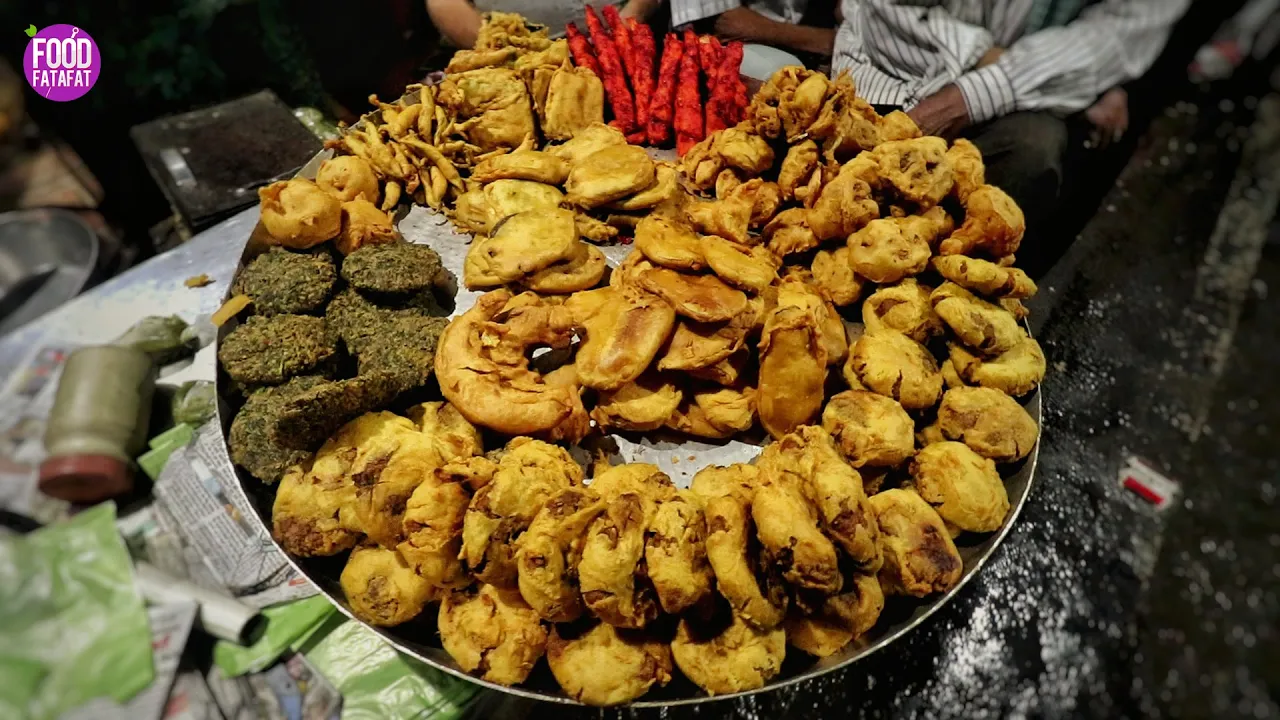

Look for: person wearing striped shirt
[670,0,840,58]
[832,0,1191,233]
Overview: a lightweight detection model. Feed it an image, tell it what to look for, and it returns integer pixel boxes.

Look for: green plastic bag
[0,503,155,720]
[304,620,479,720]
[213,595,337,677]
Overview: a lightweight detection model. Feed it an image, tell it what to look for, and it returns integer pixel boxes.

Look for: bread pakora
[701,236,779,293]
[439,584,549,686]
[910,441,1010,533]
[634,214,705,271]
[460,437,584,586]
[470,149,570,184]
[516,488,606,622]
[849,330,944,410]
[258,179,342,249]
[543,65,606,140]
[340,544,433,626]
[645,490,715,614]
[862,278,943,342]
[635,265,749,323]
[666,384,758,439]
[757,300,827,439]
[931,282,1025,355]
[566,285,676,391]
[316,155,379,204]
[672,610,786,695]
[948,335,1046,396]
[939,184,1025,258]
[463,207,579,288]
[523,242,607,294]
[565,144,656,208]
[546,622,673,706]
[591,374,683,432]
[868,488,963,597]
[822,389,916,468]
[658,297,761,372]
[937,386,1038,462]
[932,254,1037,299]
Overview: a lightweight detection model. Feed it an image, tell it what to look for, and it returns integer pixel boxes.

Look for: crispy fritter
[931,255,1037,299]
[439,584,549,686]
[543,65,606,140]
[565,144,656,208]
[658,297,761,372]
[579,489,662,628]
[685,192,754,245]
[947,335,1046,396]
[316,155,379,204]
[591,374,683,432]
[665,384,757,439]
[437,67,536,152]
[219,314,335,387]
[546,622,673,706]
[634,214,706,271]
[635,265,749,323]
[464,208,579,288]
[609,162,679,211]
[810,246,864,307]
[910,441,1010,533]
[763,207,820,257]
[232,247,336,316]
[340,544,433,626]
[645,490,714,614]
[751,465,842,593]
[688,349,750,386]
[868,488,963,596]
[945,138,985,203]
[271,452,358,556]
[547,122,628,167]
[937,386,1038,462]
[453,179,564,235]
[867,137,954,209]
[862,278,943,343]
[471,149,570,184]
[397,468,471,591]
[566,285,676,391]
[701,236,779,293]
[931,282,1025,355]
[523,242,607,294]
[778,140,820,201]
[335,198,400,255]
[672,609,786,695]
[939,184,1026,258]
[822,389,916,468]
[808,156,880,241]
[849,330,944,410]
[787,571,885,657]
[258,178,342,249]
[758,297,827,439]
[516,488,606,622]
[847,211,950,284]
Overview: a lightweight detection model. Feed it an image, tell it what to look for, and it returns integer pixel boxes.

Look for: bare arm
[714,7,836,56]
[620,0,662,21]
[427,0,483,49]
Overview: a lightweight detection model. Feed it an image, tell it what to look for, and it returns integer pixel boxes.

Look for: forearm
[620,0,661,21]
[713,7,835,56]
[426,0,483,49]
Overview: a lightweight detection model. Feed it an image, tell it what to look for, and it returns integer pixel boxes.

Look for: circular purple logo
[23,25,100,102]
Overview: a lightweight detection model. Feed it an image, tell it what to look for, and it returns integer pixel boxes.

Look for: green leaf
[24,24,37,37]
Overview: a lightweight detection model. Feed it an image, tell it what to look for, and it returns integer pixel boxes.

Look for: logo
[23,24,100,102]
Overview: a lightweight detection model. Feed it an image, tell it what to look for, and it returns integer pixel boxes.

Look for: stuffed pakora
[658,298,760,372]
[862,278,943,343]
[578,489,662,628]
[822,389,916,468]
[258,178,342,249]
[634,214,706,271]
[635,265,749,323]
[910,441,1010,533]
[763,207,821,257]
[547,122,627,166]
[340,544,434,626]
[591,374,683,432]
[701,236,779,293]
[566,285,676,391]
[685,192,754,245]
[757,302,827,439]
[565,144,656,208]
[452,179,564,235]
[609,162,679,211]
[847,210,952,284]
[751,469,842,594]
[947,335,1046,396]
[868,488,963,596]
[786,571,884,657]
[439,584,549,686]
[543,65,606,140]
[335,198,400,255]
[867,137,954,209]
[778,139,821,202]
[946,138,984,202]
[316,155,379,204]
[546,622,673,706]
[937,386,1038,462]
[849,330,944,410]
[931,282,1025,356]
[671,609,786,695]
[644,490,714,614]
[516,488,605,622]
[463,208,579,288]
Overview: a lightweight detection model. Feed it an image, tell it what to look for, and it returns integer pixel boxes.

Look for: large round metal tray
[220,150,1041,707]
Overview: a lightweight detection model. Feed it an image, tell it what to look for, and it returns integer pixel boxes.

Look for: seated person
[427,0,660,48]
[671,0,840,60]
[833,0,1191,239]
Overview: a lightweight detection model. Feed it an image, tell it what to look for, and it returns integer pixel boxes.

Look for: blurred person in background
[833,0,1192,232]
[427,0,662,48]
[670,0,840,59]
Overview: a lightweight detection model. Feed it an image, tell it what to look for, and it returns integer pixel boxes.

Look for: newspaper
[152,422,314,609]
[160,670,223,720]
[204,654,342,720]
[0,337,78,523]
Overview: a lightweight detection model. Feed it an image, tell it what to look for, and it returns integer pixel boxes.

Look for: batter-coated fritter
[547,122,628,167]
[219,314,335,387]
[547,622,673,706]
[516,488,606,622]
[931,282,1025,356]
[778,139,820,201]
[849,330,944,410]
[636,265,749,323]
[685,191,753,246]
[665,384,757,439]
[579,490,662,628]
[847,212,946,284]
[460,437,584,587]
[946,138,984,203]
[523,243,607,294]
[671,610,786,695]
[867,137,954,209]
[566,285,676,391]
[763,207,820,257]
[232,247,336,316]
[397,468,470,591]
[591,374,683,432]
[868,488,963,596]
[271,456,359,557]
[807,156,880,241]
[470,149,570,184]
[947,335,1046,396]
[609,163,679,211]
[810,246,864,307]
[645,490,714,614]
[701,236,779,293]
[689,349,750,387]
[932,255,1037,299]
[788,571,885,657]
[757,302,827,439]
[341,241,444,295]
[910,441,1010,533]
[565,144,656,208]
[939,184,1025,258]
[937,386,1038,462]
[658,297,761,372]
[316,155,379,204]
[634,214,706,271]
[439,584,549,686]
[862,278,943,343]
[336,198,401,256]
[463,208,579,288]
[340,544,433,627]
[822,389,916,468]
[258,178,342,249]
[453,179,564,235]
[751,467,842,594]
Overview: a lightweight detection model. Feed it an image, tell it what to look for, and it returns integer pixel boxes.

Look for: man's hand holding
[1085,87,1129,149]
[907,85,971,139]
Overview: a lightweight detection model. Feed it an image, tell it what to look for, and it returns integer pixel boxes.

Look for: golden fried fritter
[589,462,677,501]
[810,246,865,307]
[335,198,400,255]
[847,213,947,284]
[728,178,784,227]
[397,468,470,592]
[939,184,1025,258]
[439,584,549,686]
[543,65,606,140]
[785,571,884,657]
[910,441,1010,533]
[609,162,679,211]
[779,71,829,138]
[340,544,433,627]
[917,419,948,448]
[868,137,954,209]
[565,144,656,208]
[463,208,578,288]
[591,374,683,432]
[778,140,821,202]
[522,242,606,294]
[672,610,786,695]
[701,236,779,293]
[946,138,985,203]
[470,149,570,185]
[683,126,776,190]
[868,488,963,596]
[634,214,705,271]
[659,297,761,372]
[452,179,564,235]
[690,463,757,502]
[763,207,820,257]
[931,282,1025,355]
[547,622,673,706]
[566,285,676,391]
[878,110,921,141]
[460,437,584,587]
[636,266,749,323]
[689,349,750,386]
[353,430,465,548]
[666,385,758,439]
[758,301,827,439]
[272,461,360,557]
[645,490,715,614]
[258,179,342,249]
[547,122,627,166]
[751,468,842,594]
[808,157,880,241]
[932,255,1037,299]
[685,191,754,245]
[822,389,916,468]
[516,488,605,622]
[937,386,1038,462]
[947,335,1046,396]
[316,155,379,204]
[862,278,943,343]
[850,330,944,410]
[784,612,853,658]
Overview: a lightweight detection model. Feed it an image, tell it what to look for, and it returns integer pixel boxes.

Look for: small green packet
[212,595,337,677]
[0,503,155,720]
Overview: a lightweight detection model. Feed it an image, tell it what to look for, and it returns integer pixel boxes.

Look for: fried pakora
[634,214,706,271]
[822,389,916,468]
[937,386,1038,462]
[258,179,342,249]
[547,622,673,706]
[437,67,536,152]
[751,468,842,594]
[271,449,359,556]
[342,241,443,295]
[682,126,775,190]
[565,144,656,208]
[758,300,827,439]
[689,349,750,386]
[946,138,984,203]
[787,571,885,657]
[523,242,607,294]
[701,236,779,293]
[685,192,754,245]
[335,198,401,255]
[579,489,662,628]
[939,184,1026,258]
[635,265,749,323]
[516,487,606,622]
[666,384,758,439]
[947,335,1046,396]
[340,544,433,626]
[862,278,943,342]
[645,490,714,614]
[658,298,760,372]
[463,207,579,288]
[910,441,1010,533]
[868,488,963,596]
[868,137,954,209]
[763,207,820,256]
[232,247,336,316]
[609,163,679,211]
[316,155,379,204]
[439,584,549,686]
[808,157,880,241]
[671,609,787,695]
[591,374,683,431]
[542,65,606,140]
[470,149,570,185]
[398,468,471,591]
[778,140,820,202]
[810,246,864,307]
[849,330,944,410]
[219,314,335,387]
[847,211,951,284]
[547,122,627,166]
[453,179,564,235]
[566,285,676,391]
[931,255,1037,299]
[931,282,1025,355]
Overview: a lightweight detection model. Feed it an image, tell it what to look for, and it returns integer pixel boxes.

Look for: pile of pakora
[223,12,1047,706]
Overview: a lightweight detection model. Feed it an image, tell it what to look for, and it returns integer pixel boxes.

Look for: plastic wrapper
[212,595,337,677]
[115,315,199,365]
[171,380,217,427]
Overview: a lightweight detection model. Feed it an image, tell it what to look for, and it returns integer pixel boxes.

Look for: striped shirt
[671,0,810,28]
[832,0,1190,123]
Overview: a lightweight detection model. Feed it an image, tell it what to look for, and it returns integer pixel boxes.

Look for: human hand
[977,47,1005,68]
[907,85,971,139]
[1085,87,1128,149]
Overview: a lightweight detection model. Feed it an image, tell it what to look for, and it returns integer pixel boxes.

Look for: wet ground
[482,65,1280,720]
